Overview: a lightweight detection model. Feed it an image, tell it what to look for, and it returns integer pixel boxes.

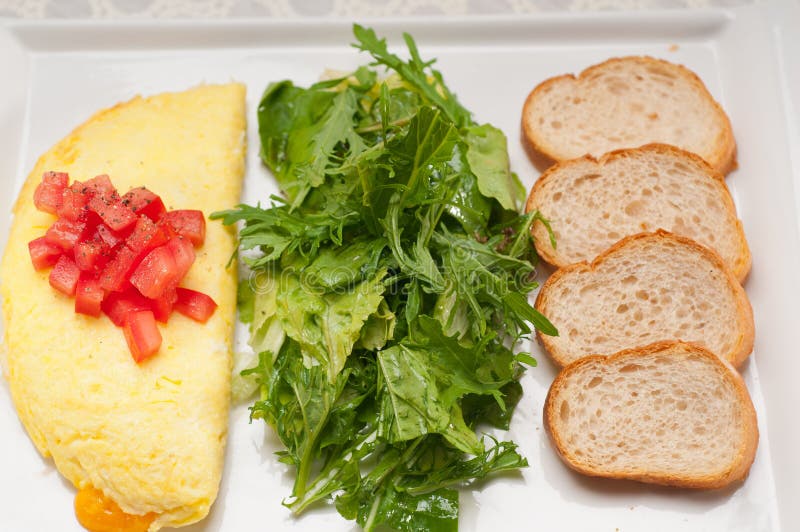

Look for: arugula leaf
[285,359,379,514]
[383,197,446,293]
[464,124,526,212]
[444,161,493,236]
[220,24,562,532]
[276,270,387,381]
[359,300,396,351]
[358,484,459,532]
[259,82,366,208]
[302,236,386,291]
[250,341,350,495]
[462,381,523,431]
[232,275,285,401]
[432,281,470,342]
[399,437,527,495]
[258,82,335,200]
[352,24,472,129]
[236,279,255,324]
[248,272,286,357]
[210,201,361,268]
[376,343,481,454]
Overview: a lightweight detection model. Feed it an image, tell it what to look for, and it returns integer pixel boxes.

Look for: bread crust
[543,341,759,489]
[534,230,754,367]
[521,56,737,175]
[525,143,751,282]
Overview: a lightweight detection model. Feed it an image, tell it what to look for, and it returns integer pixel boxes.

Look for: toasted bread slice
[543,341,758,489]
[535,231,754,367]
[526,144,750,281]
[521,56,736,174]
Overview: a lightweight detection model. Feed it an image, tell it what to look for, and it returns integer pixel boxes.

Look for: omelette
[0,84,246,530]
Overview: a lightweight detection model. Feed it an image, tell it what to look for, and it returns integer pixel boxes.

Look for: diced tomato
[96,224,123,248]
[29,170,214,362]
[28,236,63,271]
[100,245,139,292]
[57,181,89,221]
[49,255,80,296]
[122,187,166,222]
[123,310,162,362]
[45,218,87,251]
[149,288,177,323]
[129,246,179,299]
[101,288,152,327]
[174,288,217,323]
[88,195,137,232]
[157,220,176,240]
[75,277,104,317]
[83,175,116,198]
[126,217,169,258]
[74,239,109,272]
[166,237,195,280]
[161,210,206,247]
[33,171,68,214]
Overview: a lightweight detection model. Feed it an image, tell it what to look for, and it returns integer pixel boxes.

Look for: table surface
[0,0,757,19]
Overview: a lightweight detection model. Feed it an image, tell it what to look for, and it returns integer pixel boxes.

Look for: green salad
[212,24,557,531]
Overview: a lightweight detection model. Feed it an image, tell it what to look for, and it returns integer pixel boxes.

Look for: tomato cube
[149,288,177,323]
[129,246,179,299]
[96,224,123,248]
[74,240,109,272]
[174,288,217,323]
[75,277,104,317]
[88,195,137,232]
[49,255,80,296]
[83,175,116,198]
[28,237,63,271]
[100,245,139,292]
[162,210,206,247]
[122,187,166,222]
[123,310,162,362]
[57,181,90,221]
[167,237,195,278]
[101,288,151,327]
[126,217,169,257]
[45,218,87,251]
[33,171,68,214]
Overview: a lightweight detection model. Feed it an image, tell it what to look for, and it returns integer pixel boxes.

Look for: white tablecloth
[0,0,756,18]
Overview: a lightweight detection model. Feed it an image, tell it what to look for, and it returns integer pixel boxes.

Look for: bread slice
[521,56,737,175]
[535,231,754,367]
[543,341,758,489]
[526,144,750,281]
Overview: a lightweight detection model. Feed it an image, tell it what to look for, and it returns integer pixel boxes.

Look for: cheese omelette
[0,84,246,530]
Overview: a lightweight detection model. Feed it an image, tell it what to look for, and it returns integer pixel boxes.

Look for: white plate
[1,3,799,531]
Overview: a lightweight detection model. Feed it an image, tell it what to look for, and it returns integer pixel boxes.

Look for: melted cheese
[0,84,246,530]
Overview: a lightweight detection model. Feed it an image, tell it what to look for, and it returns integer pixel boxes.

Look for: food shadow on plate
[249,413,291,475]
[535,427,743,514]
[0,382,75,491]
[524,325,561,392]
[180,493,226,532]
[519,130,558,175]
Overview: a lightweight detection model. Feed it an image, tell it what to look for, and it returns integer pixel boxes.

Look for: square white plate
[1,3,799,531]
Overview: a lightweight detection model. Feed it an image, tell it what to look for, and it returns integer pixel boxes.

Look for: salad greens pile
[212,24,557,531]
